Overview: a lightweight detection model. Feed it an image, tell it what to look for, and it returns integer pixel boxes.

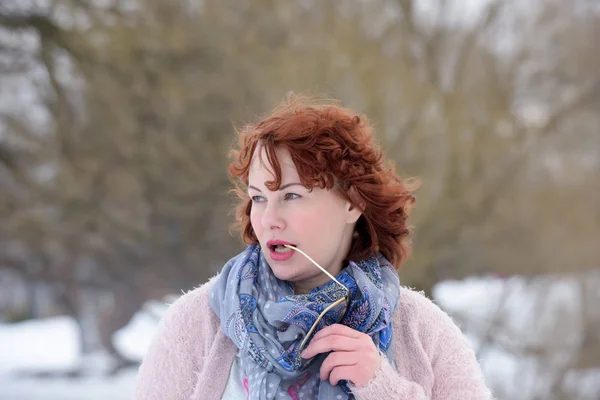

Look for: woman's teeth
[273,245,293,253]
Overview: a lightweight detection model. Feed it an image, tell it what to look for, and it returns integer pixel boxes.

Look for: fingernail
[300,350,307,358]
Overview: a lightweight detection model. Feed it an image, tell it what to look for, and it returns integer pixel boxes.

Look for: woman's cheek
[292,212,317,233]
[250,210,262,235]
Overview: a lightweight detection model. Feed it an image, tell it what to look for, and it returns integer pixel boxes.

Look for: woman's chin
[269,265,299,283]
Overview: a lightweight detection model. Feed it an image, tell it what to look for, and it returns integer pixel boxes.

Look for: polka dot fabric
[209,244,401,400]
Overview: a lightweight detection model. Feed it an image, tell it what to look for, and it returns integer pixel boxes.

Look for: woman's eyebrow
[248,183,303,192]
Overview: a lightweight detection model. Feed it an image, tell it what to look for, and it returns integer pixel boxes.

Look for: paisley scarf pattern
[210,244,400,399]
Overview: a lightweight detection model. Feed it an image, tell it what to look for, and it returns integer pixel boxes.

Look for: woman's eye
[251,196,266,203]
[284,193,301,200]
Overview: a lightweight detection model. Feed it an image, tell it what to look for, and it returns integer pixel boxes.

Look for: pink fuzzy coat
[135,275,493,399]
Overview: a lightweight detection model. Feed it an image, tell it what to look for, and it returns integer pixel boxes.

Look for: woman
[135,95,492,399]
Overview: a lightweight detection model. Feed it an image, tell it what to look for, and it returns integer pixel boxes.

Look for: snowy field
[0,311,156,400]
[1,275,598,400]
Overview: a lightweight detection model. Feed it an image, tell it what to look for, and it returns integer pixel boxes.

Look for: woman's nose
[262,202,285,230]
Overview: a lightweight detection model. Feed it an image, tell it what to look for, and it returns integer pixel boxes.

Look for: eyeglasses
[283,244,350,368]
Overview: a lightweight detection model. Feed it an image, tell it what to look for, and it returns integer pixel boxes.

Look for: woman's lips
[269,247,295,261]
[267,242,296,261]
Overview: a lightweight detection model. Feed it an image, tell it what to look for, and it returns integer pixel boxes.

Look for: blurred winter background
[1,0,599,399]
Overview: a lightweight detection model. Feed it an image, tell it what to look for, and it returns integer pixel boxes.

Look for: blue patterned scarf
[209,244,400,399]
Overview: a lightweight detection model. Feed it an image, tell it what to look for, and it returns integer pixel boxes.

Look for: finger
[328,365,357,387]
[301,334,360,359]
[311,323,363,342]
[319,351,357,381]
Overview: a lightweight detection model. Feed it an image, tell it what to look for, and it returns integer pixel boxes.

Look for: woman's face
[248,145,362,294]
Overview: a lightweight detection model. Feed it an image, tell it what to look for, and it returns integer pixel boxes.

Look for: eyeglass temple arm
[283,244,349,353]
[298,297,346,352]
[283,244,347,289]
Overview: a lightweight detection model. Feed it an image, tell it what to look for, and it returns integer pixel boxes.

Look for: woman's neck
[292,260,349,294]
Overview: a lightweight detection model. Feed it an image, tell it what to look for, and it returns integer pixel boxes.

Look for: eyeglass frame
[284,245,351,368]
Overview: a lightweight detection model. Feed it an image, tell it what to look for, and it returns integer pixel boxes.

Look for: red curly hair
[228,95,418,269]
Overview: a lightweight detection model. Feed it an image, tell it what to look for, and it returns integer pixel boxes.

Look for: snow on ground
[0,310,159,400]
[433,274,600,400]
[0,369,138,400]
[0,317,79,372]
[1,275,598,399]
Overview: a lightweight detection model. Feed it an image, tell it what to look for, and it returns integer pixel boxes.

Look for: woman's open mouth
[271,244,293,253]
[267,241,297,261]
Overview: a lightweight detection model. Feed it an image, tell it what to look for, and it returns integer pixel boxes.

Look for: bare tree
[0,1,598,391]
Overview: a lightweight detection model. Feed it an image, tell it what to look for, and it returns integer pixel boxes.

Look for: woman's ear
[345,186,365,223]
[345,201,365,224]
